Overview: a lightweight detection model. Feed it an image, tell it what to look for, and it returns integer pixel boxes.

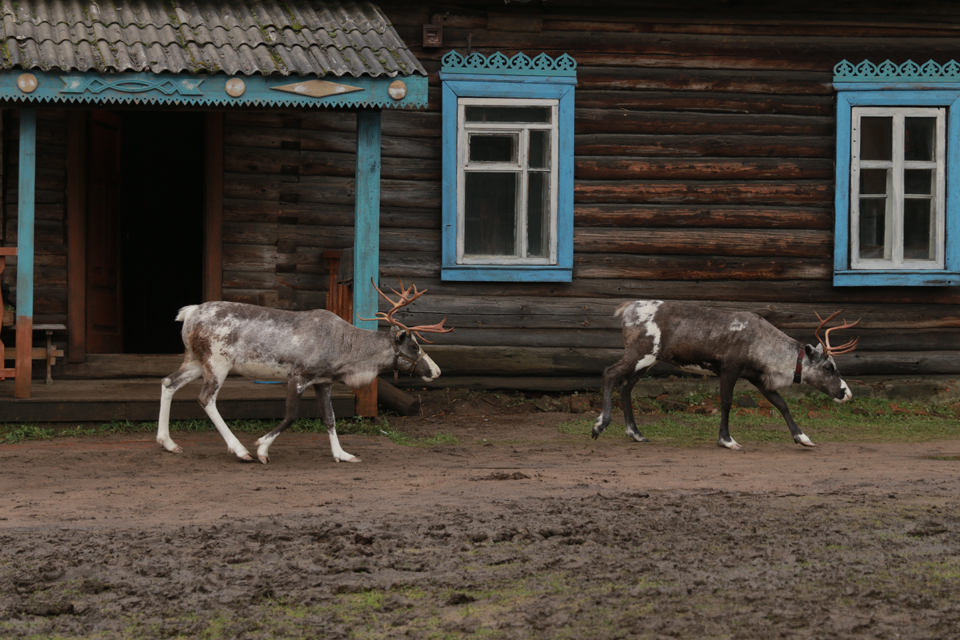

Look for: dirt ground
[2,389,960,639]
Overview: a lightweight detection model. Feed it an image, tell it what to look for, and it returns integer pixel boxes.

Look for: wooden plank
[575,204,832,229]
[403,344,960,377]
[224,146,441,181]
[574,228,833,258]
[575,134,833,158]
[223,199,440,229]
[574,180,832,205]
[224,175,442,209]
[225,128,440,159]
[205,112,224,302]
[65,112,85,363]
[4,347,64,359]
[574,91,832,116]
[574,109,833,136]
[575,156,833,180]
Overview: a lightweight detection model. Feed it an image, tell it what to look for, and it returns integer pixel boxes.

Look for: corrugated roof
[0,0,425,77]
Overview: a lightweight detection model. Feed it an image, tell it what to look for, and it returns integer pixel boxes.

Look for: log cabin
[2,0,960,403]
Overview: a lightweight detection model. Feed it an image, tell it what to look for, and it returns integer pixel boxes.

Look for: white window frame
[456,97,560,266]
[850,106,946,270]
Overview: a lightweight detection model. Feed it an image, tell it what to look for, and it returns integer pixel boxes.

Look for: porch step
[0,378,356,423]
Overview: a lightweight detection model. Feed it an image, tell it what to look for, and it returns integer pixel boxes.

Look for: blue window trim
[0,70,428,109]
[833,59,960,286]
[440,58,576,282]
[833,86,960,286]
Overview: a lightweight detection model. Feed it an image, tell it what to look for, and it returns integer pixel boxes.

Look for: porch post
[15,108,36,399]
[353,108,382,416]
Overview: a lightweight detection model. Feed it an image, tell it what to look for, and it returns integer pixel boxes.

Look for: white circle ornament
[225,78,246,97]
[387,80,407,100]
[17,73,38,94]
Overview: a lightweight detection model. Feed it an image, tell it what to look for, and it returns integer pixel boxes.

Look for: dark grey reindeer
[593,301,859,450]
[156,280,452,463]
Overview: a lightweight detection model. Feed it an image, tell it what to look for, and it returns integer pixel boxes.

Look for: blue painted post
[15,108,36,398]
[353,108,382,416]
[354,109,382,329]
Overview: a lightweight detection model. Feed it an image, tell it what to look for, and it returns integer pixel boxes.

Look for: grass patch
[0,415,457,448]
[561,391,960,447]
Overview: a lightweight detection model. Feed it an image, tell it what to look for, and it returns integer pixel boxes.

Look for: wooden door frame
[66,110,224,362]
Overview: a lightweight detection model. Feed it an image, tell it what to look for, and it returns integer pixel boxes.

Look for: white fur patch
[421,354,441,381]
[835,379,853,403]
[729,319,747,332]
[623,301,663,361]
[634,354,658,372]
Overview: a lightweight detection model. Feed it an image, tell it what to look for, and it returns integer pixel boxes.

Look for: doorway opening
[86,110,205,354]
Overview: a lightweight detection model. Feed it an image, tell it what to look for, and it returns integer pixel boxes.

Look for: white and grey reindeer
[592,301,860,450]
[156,280,452,463]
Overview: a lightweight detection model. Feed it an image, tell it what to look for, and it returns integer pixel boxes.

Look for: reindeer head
[359,278,454,381]
[802,310,860,403]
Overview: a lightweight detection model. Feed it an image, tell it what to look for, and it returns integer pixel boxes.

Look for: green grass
[0,415,458,448]
[558,391,960,447]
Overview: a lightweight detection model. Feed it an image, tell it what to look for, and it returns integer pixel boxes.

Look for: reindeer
[592,301,859,450]
[156,280,452,464]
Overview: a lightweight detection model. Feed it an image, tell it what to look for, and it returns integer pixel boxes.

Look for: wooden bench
[2,323,66,385]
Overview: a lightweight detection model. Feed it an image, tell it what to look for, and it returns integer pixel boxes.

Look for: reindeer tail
[175,305,200,323]
[614,301,635,318]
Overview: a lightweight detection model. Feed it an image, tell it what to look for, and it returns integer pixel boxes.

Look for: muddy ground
[2,388,960,639]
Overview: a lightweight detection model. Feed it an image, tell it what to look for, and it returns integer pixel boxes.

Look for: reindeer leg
[752,384,815,447]
[621,370,651,442]
[717,367,743,451]
[316,383,360,463]
[255,378,308,464]
[198,362,253,461]
[157,360,203,453]
[593,345,655,440]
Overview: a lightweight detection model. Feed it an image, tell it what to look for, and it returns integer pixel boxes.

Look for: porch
[0,355,355,423]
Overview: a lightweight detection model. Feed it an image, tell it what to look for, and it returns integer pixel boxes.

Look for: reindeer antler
[814,310,861,356]
[358,278,454,343]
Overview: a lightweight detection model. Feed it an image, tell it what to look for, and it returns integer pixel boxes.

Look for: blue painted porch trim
[832,87,960,286]
[440,71,576,283]
[16,107,36,319]
[353,109,381,330]
[0,70,428,110]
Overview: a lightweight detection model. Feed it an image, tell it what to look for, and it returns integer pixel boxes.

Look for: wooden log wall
[2,110,68,327]
[6,1,960,382]
[381,1,960,379]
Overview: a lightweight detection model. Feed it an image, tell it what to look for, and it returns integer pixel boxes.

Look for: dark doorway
[119,111,205,353]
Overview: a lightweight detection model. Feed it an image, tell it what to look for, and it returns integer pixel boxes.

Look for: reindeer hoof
[796,434,816,447]
[258,454,270,464]
[157,438,183,454]
[719,440,743,451]
[626,429,649,443]
[336,455,361,463]
[234,451,255,462]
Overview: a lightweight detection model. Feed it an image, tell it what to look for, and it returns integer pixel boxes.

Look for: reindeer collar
[794,346,804,384]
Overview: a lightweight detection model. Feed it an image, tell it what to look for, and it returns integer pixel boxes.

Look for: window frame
[849,106,946,270]
[834,89,960,286]
[440,68,576,282]
[457,97,560,266]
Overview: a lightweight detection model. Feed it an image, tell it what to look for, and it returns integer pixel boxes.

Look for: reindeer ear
[805,344,823,359]
[395,329,409,342]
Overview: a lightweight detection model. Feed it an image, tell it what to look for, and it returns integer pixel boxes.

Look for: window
[440,51,576,281]
[850,108,945,269]
[458,99,558,265]
[833,59,960,286]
